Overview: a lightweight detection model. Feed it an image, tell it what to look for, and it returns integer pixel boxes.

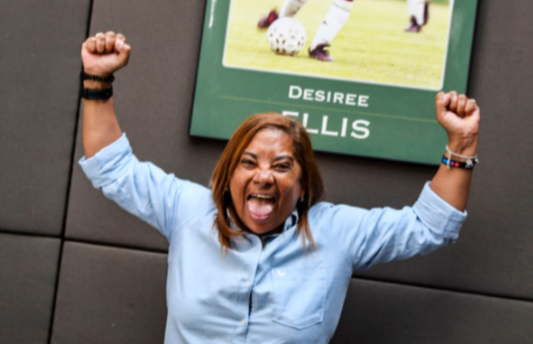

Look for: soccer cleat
[258,10,279,29]
[308,44,334,62]
[404,16,422,33]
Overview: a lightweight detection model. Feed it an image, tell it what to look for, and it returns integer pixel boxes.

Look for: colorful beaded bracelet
[442,156,478,169]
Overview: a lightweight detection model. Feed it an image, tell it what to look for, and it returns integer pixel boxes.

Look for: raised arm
[430,91,480,211]
[81,31,131,158]
[79,33,215,240]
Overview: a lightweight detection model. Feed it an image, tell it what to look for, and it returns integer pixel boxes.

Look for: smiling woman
[79,32,480,344]
[211,113,324,248]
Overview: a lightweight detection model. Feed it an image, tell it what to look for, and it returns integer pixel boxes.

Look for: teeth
[252,194,273,199]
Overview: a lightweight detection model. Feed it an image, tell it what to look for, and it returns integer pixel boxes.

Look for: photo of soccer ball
[225,0,452,89]
[266,17,306,56]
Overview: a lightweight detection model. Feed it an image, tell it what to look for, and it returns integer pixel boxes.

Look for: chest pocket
[270,262,326,330]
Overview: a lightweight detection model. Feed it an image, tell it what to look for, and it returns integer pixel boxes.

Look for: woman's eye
[274,164,290,171]
[241,159,255,167]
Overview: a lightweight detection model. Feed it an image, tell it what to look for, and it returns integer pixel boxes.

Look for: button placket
[245,236,262,319]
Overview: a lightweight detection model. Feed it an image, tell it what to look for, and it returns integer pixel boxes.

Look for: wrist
[83,66,113,78]
[447,138,478,157]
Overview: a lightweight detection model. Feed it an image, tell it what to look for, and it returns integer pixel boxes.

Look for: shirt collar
[285,210,299,230]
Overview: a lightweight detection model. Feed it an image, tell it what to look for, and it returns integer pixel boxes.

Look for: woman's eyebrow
[242,152,294,162]
[273,155,294,163]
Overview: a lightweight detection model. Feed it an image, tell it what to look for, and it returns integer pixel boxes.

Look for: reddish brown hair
[211,113,325,250]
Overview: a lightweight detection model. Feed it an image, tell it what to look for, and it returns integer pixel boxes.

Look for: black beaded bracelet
[80,71,115,83]
[80,86,113,100]
[442,156,478,169]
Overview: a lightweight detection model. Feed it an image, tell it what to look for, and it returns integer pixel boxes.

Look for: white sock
[310,0,353,50]
[279,0,309,17]
[407,0,428,25]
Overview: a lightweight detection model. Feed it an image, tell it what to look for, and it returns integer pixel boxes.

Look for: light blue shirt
[80,134,466,344]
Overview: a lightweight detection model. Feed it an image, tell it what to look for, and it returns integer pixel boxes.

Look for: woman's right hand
[81,31,131,77]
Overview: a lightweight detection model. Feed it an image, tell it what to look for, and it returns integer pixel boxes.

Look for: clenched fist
[81,31,131,77]
[435,91,480,156]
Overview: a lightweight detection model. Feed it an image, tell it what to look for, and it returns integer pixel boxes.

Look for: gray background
[1,0,532,343]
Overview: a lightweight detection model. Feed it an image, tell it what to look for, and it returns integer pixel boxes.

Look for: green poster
[190,0,478,164]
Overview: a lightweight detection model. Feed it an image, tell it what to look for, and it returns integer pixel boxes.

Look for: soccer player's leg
[258,0,309,28]
[405,0,430,33]
[309,0,354,62]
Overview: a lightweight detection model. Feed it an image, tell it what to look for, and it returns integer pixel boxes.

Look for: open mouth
[246,194,277,221]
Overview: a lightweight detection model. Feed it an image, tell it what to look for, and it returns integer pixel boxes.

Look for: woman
[79,32,479,343]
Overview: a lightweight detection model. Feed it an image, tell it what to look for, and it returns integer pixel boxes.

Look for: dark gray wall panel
[0,233,60,344]
[51,242,167,344]
[331,278,533,344]
[0,0,91,235]
[66,0,533,300]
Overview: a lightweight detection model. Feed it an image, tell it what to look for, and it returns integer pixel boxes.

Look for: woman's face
[229,128,303,236]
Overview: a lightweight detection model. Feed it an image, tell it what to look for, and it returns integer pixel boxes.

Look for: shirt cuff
[79,133,134,189]
[412,182,467,241]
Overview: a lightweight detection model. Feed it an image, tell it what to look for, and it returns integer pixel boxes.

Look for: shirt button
[244,280,251,287]
[240,319,246,326]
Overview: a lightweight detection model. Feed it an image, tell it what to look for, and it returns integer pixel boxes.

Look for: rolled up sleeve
[79,134,133,189]
[412,182,467,242]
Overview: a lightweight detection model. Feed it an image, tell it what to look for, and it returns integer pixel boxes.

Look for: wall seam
[351,275,533,305]
[64,237,169,255]
[46,0,95,342]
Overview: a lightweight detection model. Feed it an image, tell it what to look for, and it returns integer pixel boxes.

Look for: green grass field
[224,0,451,89]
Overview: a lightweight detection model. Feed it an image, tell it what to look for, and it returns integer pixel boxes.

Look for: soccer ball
[267,17,307,56]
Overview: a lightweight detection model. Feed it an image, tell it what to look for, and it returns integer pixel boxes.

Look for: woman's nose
[253,168,274,185]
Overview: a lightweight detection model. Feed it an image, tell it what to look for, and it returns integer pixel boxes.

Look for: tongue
[247,197,275,219]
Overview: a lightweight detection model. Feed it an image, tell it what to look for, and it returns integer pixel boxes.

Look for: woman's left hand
[435,91,480,156]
